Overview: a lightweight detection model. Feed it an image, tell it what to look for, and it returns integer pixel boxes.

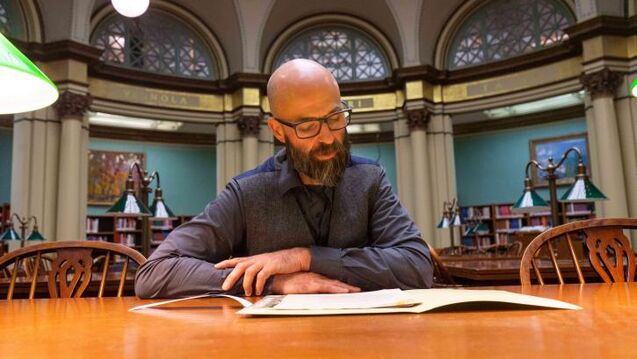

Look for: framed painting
[529,132,590,187]
[88,150,146,205]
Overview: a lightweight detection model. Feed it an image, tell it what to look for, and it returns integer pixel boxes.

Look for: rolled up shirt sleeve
[309,170,434,290]
[134,182,248,298]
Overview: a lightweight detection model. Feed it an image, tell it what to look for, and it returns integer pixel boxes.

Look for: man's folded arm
[134,183,248,298]
[309,170,434,290]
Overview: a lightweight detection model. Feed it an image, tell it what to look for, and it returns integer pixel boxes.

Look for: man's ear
[267,117,286,143]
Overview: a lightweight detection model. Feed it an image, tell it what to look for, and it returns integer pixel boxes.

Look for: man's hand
[215,247,311,296]
[271,272,361,294]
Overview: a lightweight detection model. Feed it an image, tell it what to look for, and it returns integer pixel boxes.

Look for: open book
[130,288,581,316]
[236,288,581,316]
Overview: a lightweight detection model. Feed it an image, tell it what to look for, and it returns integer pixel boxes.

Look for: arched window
[273,26,390,82]
[91,10,216,79]
[447,0,574,69]
[0,0,25,39]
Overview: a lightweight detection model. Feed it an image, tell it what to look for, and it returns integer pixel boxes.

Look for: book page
[273,289,419,310]
[237,288,581,316]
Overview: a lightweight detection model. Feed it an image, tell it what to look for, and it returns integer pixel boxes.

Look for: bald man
[135,59,433,298]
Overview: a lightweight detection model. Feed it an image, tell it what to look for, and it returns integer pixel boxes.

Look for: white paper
[129,293,252,312]
[273,289,418,310]
[237,288,582,316]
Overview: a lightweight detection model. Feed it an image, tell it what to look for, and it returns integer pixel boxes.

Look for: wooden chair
[426,242,458,287]
[0,241,146,299]
[520,218,637,285]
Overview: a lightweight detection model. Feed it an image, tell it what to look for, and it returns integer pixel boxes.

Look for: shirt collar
[277,148,305,196]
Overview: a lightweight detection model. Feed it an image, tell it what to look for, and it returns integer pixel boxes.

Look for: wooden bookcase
[459,201,596,248]
[86,215,194,255]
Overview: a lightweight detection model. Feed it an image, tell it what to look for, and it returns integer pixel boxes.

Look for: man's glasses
[273,101,352,139]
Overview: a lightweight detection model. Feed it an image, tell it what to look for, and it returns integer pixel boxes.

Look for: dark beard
[285,132,351,187]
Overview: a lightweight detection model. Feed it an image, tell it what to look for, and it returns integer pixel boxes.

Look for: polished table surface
[0,283,636,358]
[443,257,600,285]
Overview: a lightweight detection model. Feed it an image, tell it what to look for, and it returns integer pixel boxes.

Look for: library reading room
[1,0,637,357]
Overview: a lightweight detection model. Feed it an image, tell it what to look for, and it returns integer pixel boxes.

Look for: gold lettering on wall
[89,79,223,111]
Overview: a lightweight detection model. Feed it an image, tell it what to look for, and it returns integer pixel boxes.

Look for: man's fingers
[221,262,248,291]
[317,283,350,293]
[330,280,360,292]
[242,264,262,296]
[215,257,243,269]
[254,269,272,296]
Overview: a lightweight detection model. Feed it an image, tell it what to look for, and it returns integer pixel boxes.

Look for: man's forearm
[309,244,433,291]
[134,256,245,298]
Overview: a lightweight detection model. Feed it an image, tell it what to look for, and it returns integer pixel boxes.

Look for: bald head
[267,59,340,118]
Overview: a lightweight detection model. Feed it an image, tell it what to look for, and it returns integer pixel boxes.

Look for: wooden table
[443,257,601,285]
[0,283,636,358]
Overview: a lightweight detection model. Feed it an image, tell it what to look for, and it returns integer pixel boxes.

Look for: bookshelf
[86,214,193,255]
[460,202,596,248]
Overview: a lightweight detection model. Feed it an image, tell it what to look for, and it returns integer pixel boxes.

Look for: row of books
[87,235,110,242]
[116,218,138,231]
[116,233,138,247]
[459,206,491,220]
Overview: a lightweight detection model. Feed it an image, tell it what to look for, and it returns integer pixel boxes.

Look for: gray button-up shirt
[135,149,433,298]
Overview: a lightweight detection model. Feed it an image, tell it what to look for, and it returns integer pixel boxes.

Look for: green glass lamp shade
[0,32,59,114]
[631,78,637,97]
[450,213,464,227]
[26,226,45,241]
[107,190,151,216]
[0,226,20,240]
[561,177,608,202]
[150,198,177,219]
[437,215,451,229]
[512,189,549,213]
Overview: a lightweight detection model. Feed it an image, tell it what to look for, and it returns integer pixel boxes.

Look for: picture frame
[88,150,146,205]
[529,132,590,187]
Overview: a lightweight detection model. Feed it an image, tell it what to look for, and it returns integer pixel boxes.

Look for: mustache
[311,142,341,157]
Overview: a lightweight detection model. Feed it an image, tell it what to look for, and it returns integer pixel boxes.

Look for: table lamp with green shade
[0,31,59,114]
[631,78,637,97]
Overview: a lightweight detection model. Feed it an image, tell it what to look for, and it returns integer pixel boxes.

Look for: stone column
[580,69,628,218]
[258,118,275,163]
[428,114,457,247]
[237,116,261,172]
[54,91,91,241]
[405,108,435,246]
[10,107,60,244]
[393,113,414,216]
[215,118,242,194]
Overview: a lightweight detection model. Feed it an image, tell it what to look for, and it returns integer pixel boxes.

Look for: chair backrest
[519,218,637,285]
[426,242,457,287]
[0,241,146,299]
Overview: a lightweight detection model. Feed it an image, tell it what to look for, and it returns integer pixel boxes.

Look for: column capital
[404,108,430,132]
[237,116,261,137]
[54,91,92,119]
[580,69,623,99]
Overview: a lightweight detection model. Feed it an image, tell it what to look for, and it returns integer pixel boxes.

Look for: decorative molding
[454,105,585,136]
[565,15,637,43]
[404,108,430,132]
[89,125,216,145]
[580,69,624,99]
[11,39,103,64]
[237,116,262,137]
[89,64,269,95]
[54,91,92,119]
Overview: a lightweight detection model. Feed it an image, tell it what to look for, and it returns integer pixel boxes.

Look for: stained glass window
[91,10,216,79]
[274,27,390,82]
[0,0,25,39]
[447,0,574,69]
